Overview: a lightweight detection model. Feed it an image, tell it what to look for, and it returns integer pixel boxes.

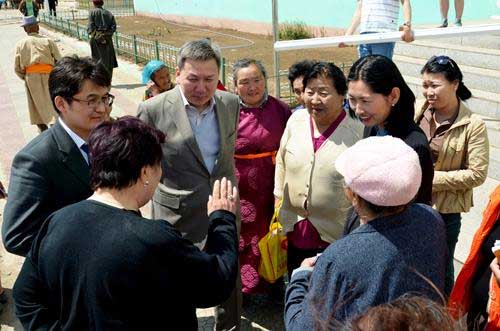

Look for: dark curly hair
[89,116,165,190]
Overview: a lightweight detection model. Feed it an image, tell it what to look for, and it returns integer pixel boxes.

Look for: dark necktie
[81,143,90,165]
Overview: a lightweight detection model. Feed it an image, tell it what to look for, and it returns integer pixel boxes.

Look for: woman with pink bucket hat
[284,136,447,329]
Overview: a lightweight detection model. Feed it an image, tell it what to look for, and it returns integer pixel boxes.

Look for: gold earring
[144,180,149,187]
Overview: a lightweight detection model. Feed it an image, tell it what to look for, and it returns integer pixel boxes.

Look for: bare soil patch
[114,15,357,74]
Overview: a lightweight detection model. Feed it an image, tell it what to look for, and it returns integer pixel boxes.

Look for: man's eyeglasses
[71,94,115,108]
[433,55,455,69]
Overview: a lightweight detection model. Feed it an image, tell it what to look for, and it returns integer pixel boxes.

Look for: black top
[13,200,238,331]
[343,124,434,236]
[471,218,500,313]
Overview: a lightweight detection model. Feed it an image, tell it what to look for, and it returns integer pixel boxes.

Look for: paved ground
[0,6,492,331]
[0,8,285,331]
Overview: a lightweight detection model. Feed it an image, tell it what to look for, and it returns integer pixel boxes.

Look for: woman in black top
[344,55,434,234]
[13,116,240,331]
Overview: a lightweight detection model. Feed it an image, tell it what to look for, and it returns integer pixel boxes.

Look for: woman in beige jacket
[274,62,364,274]
[416,55,489,295]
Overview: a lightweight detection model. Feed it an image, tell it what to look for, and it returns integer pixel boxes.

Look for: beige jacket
[14,32,61,125]
[415,100,489,213]
[274,109,364,243]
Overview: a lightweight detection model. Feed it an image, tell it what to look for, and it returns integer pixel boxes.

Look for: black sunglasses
[433,55,455,69]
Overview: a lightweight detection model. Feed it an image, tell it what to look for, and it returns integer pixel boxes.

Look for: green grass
[278,21,313,40]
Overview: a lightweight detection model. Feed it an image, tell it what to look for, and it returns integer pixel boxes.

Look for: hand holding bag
[258,202,287,283]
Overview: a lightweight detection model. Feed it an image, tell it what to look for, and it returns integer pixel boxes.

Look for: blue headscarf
[142,60,167,84]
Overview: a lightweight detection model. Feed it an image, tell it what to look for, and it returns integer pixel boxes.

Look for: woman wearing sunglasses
[416,55,489,296]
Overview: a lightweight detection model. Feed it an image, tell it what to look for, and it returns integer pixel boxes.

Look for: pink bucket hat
[335,136,422,206]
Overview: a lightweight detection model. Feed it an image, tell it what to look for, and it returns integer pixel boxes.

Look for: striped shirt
[359,0,400,33]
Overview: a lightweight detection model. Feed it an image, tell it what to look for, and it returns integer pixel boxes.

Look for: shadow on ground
[0,288,23,331]
[241,294,284,331]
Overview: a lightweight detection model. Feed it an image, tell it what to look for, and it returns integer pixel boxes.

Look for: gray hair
[232,58,267,85]
[177,39,221,70]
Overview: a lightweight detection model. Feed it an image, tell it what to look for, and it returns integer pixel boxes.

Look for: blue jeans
[440,212,462,296]
[358,32,395,59]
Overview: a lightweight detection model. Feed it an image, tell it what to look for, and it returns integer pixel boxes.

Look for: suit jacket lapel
[51,121,91,187]
[168,87,208,172]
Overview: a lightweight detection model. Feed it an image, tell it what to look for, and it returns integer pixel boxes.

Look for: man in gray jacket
[138,39,240,330]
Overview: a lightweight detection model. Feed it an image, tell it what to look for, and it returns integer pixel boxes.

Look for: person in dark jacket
[47,0,56,16]
[2,56,110,256]
[12,116,239,331]
[87,0,118,81]
[343,55,434,235]
[285,136,446,330]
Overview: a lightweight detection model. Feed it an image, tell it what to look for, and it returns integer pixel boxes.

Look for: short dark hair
[288,60,316,86]
[348,55,415,137]
[177,39,221,70]
[303,61,347,96]
[89,116,166,190]
[421,55,472,101]
[360,195,409,215]
[49,55,111,114]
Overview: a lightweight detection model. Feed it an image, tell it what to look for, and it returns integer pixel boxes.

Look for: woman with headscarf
[142,60,173,100]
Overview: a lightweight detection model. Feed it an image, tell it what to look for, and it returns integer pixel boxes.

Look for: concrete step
[488,146,500,181]
[395,54,500,94]
[429,34,500,50]
[395,40,500,71]
[483,117,500,149]
[407,76,500,120]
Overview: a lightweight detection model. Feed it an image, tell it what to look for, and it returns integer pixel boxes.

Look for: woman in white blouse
[274,61,364,274]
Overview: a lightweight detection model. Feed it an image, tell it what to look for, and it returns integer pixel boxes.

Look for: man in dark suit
[2,55,112,256]
[138,39,241,331]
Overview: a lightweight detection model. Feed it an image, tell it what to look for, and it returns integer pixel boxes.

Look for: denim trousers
[358,32,395,59]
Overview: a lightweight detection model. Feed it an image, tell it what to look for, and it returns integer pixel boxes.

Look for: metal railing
[39,12,352,102]
[76,0,134,15]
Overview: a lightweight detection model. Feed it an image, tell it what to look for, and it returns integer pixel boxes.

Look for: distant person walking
[18,0,38,17]
[14,16,61,132]
[439,0,464,27]
[48,0,57,16]
[88,0,117,81]
[342,0,414,59]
